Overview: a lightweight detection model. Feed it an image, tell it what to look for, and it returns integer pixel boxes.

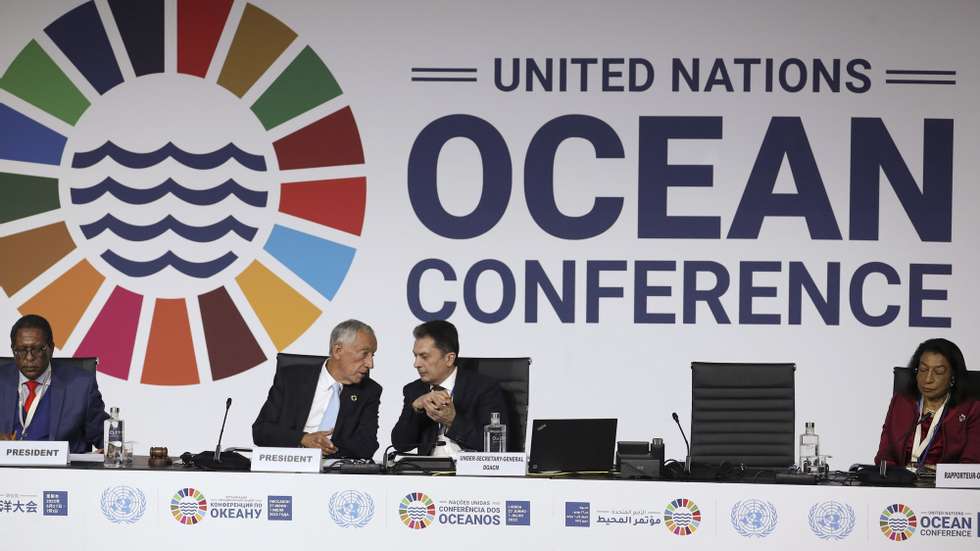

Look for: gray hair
[329,319,375,351]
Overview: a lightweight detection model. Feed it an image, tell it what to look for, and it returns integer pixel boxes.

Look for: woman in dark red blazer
[874,338,980,469]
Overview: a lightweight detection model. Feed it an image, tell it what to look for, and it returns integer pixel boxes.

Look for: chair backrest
[690,362,796,468]
[892,366,980,400]
[0,356,98,374]
[275,353,327,373]
[457,357,530,452]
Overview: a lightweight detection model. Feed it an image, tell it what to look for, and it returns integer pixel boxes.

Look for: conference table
[0,460,976,550]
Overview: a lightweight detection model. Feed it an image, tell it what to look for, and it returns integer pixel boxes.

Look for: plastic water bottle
[483,412,507,453]
[799,421,819,466]
[104,407,125,468]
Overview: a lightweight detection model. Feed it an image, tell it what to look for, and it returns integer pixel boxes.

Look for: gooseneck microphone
[214,398,232,462]
[672,412,692,474]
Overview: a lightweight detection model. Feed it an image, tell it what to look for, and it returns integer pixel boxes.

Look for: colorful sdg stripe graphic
[399,492,436,529]
[664,498,701,536]
[879,504,917,541]
[0,1,366,385]
[171,487,208,525]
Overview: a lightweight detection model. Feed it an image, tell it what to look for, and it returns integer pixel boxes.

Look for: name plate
[456,452,526,477]
[251,447,321,473]
[935,463,980,488]
[0,441,69,466]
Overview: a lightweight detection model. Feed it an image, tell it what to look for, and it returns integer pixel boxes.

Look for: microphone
[214,398,232,462]
[186,398,249,471]
[672,412,692,474]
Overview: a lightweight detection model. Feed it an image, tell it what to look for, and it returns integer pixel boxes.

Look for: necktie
[318,383,341,432]
[23,380,40,414]
[430,385,448,436]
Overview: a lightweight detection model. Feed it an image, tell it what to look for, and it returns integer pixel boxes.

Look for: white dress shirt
[431,367,462,457]
[302,361,341,433]
[18,364,52,433]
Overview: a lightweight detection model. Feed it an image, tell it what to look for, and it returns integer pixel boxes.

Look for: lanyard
[17,383,45,438]
[910,397,947,467]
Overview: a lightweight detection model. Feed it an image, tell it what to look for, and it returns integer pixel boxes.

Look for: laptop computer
[528,418,618,472]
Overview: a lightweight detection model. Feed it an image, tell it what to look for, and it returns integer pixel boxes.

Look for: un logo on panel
[100,486,147,524]
[329,490,375,528]
[730,499,777,538]
[808,501,856,540]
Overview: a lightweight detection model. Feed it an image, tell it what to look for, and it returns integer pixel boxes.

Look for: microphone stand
[214,398,232,462]
[672,412,692,474]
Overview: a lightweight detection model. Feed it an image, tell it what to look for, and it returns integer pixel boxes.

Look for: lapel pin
[351,395,358,402]
[959,413,966,423]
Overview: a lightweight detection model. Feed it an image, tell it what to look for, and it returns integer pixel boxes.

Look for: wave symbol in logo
[399,492,436,529]
[880,504,917,541]
[170,487,208,525]
[664,498,701,536]
[0,1,367,386]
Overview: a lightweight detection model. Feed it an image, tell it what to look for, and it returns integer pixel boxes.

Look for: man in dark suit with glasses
[0,314,109,452]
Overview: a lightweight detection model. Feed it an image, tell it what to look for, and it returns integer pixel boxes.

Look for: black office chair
[0,356,98,374]
[892,366,980,399]
[457,357,531,452]
[275,352,327,371]
[690,362,796,468]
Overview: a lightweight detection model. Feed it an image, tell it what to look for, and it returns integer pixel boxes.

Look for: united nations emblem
[730,499,777,537]
[329,490,375,528]
[100,486,147,524]
[808,501,856,540]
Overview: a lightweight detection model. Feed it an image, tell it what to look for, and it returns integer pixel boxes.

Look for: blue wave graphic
[80,214,258,242]
[71,177,268,207]
[101,250,238,278]
[72,141,267,170]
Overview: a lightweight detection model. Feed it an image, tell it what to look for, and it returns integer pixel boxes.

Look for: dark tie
[421,385,446,454]
[23,380,39,413]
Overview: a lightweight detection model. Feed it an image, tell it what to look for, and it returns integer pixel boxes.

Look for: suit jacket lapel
[452,366,470,406]
[293,364,320,428]
[47,367,66,441]
[0,366,17,434]
[336,384,360,434]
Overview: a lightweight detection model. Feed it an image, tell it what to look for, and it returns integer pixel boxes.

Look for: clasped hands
[300,430,337,455]
[412,389,455,426]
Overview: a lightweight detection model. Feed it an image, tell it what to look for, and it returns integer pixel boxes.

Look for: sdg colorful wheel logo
[0,1,366,385]
[879,504,917,541]
[399,492,436,529]
[664,498,701,536]
[171,487,208,525]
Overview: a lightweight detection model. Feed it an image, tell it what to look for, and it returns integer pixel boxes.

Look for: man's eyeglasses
[11,345,49,358]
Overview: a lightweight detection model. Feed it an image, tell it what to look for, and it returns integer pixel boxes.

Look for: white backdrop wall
[1,0,978,467]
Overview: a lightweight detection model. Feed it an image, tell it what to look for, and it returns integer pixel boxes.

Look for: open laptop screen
[528,418,617,472]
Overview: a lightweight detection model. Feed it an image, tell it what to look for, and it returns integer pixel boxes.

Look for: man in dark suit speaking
[391,320,508,455]
[252,319,381,459]
[0,314,108,452]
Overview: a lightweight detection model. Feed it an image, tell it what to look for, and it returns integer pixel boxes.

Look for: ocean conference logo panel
[0,0,366,386]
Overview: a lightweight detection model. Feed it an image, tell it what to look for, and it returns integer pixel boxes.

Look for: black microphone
[214,398,232,462]
[672,412,692,474]
[186,398,249,471]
